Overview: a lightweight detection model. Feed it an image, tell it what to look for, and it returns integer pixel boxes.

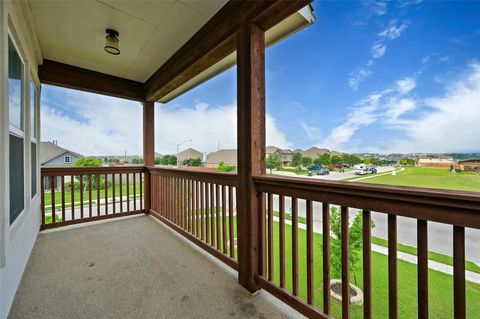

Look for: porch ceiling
[28,0,227,83]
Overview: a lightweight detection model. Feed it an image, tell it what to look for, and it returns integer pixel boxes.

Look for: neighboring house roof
[177,148,203,162]
[266,146,280,154]
[206,149,237,165]
[40,142,83,165]
[458,158,480,164]
[417,155,454,163]
[301,147,330,158]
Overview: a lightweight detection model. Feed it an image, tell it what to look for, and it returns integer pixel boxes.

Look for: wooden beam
[144,0,310,102]
[236,22,265,293]
[38,60,145,101]
[143,101,155,212]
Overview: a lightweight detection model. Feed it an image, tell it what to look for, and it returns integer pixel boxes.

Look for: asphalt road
[273,166,395,181]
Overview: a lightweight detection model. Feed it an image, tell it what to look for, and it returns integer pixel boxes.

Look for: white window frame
[7,31,27,228]
[64,155,71,164]
[30,79,39,199]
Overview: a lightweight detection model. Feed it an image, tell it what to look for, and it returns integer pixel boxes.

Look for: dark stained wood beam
[236,22,266,293]
[143,101,155,213]
[144,0,311,102]
[38,59,145,101]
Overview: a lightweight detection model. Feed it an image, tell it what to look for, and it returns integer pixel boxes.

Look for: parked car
[308,165,321,171]
[317,168,330,175]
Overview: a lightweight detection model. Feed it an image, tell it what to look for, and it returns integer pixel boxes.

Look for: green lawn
[354,167,480,192]
[267,221,480,318]
[44,182,143,211]
[278,167,309,175]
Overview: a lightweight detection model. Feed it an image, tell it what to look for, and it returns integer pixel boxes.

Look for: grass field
[267,222,480,318]
[353,167,480,192]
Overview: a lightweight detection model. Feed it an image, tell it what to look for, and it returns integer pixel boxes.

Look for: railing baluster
[453,225,466,319]
[190,179,194,233]
[51,176,56,223]
[126,173,130,212]
[196,181,200,237]
[306,199,314,305]
[61,176,65,222]
[119,173,123,213]
[222,185,227,253]
[267,193,274,281]
[139,172,143,211]
[201,182,205,241]
[105,174,108,215]
[41,176,45,225]
[192,179,196,236]
[323,203,331,314]
[210,183,215,247]
[341,206,350,319]
[259,192,266,277]
[80,175,84,218]
[417,219,428,319]
[216,184,221,250]
[279,195,286,288]
[229,186,234,258]
[112,174,116,214]
[206,183,210,244]
[292,197,299,296]
[363,210,372,319]
[133,173,136,211]
[388,214,398,319]
[96,174,100,216]
[88,175,92,217]
[71,175,75,220]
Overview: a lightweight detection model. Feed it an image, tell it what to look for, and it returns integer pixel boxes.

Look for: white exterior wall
[0,1,43,318]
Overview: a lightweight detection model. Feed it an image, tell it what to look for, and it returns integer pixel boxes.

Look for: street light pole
[176,139,192,167]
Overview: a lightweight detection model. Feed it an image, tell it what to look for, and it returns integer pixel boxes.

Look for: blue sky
[41,1,480,156]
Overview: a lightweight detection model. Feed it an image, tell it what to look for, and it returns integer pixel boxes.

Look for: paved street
[272,165,395,181]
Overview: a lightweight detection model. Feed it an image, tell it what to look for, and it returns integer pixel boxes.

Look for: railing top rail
[41,166,146,176]
[147,166,237,187]
[254,175,480,228]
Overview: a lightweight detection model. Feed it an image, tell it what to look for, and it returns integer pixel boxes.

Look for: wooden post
[237,22,265,293]
[143,101,155,213]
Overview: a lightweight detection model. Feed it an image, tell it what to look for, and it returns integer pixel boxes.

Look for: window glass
[8,37,23,132]
[10,135,24,223]
[64,156,71,163]
[30,82,36,139]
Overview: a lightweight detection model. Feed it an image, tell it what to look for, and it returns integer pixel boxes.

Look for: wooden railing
[148,167,239,269]
[40,166,146,230]
[254,175,480,319]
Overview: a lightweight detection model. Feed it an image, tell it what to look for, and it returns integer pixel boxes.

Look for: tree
[266,154,282,173]
[182,158,202,166]
[319,153,331,165]
[71,157,103,193]
[159,155,177,165]
[291,152,302,167]
[400,157,414,166]
[363,157,372,165]
[132,158,143,164]
[300,156,313,167]
[331,155,342,165]
[154,156,162,165]
[218,161,236,172]
[330,206,375,286]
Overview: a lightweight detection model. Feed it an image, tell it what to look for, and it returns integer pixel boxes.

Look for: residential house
[205,149,237,168]
[177,147,203,164]
[458,158,480,172]
[274,149,293,167]
[265,145,280,156]
[417,155,454,168]
[300,146,329,159]
[40,141,83,189]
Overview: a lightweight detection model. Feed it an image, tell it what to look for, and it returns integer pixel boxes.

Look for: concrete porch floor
[9,215,303,319]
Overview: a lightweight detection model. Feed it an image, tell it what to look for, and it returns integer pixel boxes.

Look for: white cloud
[348,22,409,90]
[386,64,480,153]
[41,88,291,156]
[384,98,416,123]
[372,42,387,58]
[322,93,385,150]
[378,23,409,40]
[349,67,372,91]
[396,77,416,94]
[300,122,321,139]
[330,65,480,153]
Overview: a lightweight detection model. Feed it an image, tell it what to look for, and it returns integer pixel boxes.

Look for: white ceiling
[28,0,227,82]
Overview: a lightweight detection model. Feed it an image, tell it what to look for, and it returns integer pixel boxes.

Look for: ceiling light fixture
[104,29,120,55]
